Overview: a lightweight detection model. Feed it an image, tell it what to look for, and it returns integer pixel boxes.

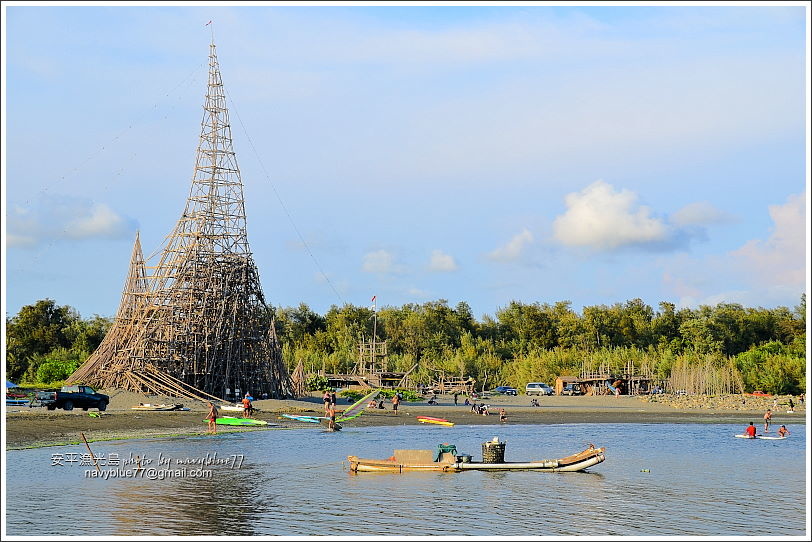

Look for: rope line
[225,90,346,306]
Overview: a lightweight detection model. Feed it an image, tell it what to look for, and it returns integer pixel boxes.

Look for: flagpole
[371,296,377,375]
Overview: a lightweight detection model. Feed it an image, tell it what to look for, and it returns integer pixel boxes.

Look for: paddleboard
[280,414,323,423]
[204,417,268,426]
[415,416,448,428]
[734,434,786,440]
[418,418,455,426]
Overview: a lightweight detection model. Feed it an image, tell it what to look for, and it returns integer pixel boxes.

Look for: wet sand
[4,391,804,449]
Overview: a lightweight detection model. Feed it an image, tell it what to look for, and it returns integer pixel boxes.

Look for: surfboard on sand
[416,416,454,426]
[203,416,269,426]
[734,434,786,440]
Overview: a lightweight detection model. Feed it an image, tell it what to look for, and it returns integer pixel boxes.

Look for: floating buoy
[641,469,651,473]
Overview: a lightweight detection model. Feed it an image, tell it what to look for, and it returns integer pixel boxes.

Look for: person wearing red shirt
[744,422,757,438]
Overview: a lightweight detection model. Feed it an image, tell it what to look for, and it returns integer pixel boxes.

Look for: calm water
[5,423,807,536]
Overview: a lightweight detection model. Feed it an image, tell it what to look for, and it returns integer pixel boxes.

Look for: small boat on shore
[131,403,189,411]
[347,440,605,473]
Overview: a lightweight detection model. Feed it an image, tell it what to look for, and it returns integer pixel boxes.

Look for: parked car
[562,384,582,396]
[525,382,554,396]
[493,386,518,396]
[35,385,109,411]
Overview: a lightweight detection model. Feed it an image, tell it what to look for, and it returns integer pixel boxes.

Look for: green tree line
[5,296,807,394]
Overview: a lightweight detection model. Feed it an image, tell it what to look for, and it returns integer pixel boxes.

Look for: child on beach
[499,408,507,423]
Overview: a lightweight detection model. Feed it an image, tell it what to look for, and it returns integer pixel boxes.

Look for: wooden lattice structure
[68,40,292,400]
[290,360,307,398]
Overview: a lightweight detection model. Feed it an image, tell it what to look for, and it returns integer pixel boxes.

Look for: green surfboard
[203,416,268,426]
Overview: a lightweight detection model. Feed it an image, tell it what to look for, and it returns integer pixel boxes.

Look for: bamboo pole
[80,432,102,472]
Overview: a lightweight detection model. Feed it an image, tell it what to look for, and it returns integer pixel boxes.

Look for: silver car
[525,382,554,396]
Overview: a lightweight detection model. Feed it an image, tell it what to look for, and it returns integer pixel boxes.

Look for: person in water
[778,425,790,437]
[744,422,757,438]
[763,409,773,432]
[327,405,337,431]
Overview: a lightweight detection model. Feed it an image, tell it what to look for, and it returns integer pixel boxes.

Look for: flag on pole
[205,20,212,26]
[370,295,377,312]
[371,295,376,303]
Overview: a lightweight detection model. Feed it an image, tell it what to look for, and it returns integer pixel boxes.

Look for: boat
[734,434,786,440]
[347,441,605,473]
[416,416,454,426]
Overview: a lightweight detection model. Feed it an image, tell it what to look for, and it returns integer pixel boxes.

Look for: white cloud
[670,201,734,227]
[553,180,670,250]
[488,228,534,262]
[732,192,806,289]
[362,249,403,274]
[407,287,430,299]
[658,192,806,308]
[428,249,458,272]
[7,196,136,247]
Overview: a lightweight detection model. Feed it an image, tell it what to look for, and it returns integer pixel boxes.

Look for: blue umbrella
[6,380,18,389]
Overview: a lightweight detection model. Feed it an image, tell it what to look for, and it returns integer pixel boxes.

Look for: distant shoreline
[5,392,805,450]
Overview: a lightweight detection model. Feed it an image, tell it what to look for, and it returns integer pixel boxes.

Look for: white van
[525,382,554,396]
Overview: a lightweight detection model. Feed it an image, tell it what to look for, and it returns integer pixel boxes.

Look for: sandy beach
[4,390,805,449]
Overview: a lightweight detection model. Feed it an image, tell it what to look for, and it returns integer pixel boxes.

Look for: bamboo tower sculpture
[68,40,292,400]
[290,359,307,398]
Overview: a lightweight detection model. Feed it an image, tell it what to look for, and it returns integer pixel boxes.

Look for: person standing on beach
[241,394,253,418]
[391,393,400,415]
[744,422,757,438]
[499,408,507,423]
[330,390,337,410]
[454,393,459,406]
[788,398,794,413]
[206,402,218,434]
[763,409,772,432]
[323,390,331,416]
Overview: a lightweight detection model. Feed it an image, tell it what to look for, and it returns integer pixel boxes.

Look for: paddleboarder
[763,409,772,432]
[744,422,756,438]
[778,425,790,437]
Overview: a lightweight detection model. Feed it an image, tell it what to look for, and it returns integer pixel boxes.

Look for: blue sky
[2,3,809,321]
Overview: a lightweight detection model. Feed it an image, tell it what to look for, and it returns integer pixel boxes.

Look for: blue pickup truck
[35,385,109,411]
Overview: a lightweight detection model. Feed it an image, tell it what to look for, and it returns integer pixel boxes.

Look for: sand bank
[4,391,804,450]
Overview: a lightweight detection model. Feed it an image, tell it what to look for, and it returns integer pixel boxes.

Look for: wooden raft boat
[347,444,605,473]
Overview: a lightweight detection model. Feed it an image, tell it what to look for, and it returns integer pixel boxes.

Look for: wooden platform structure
[552,360,661,396]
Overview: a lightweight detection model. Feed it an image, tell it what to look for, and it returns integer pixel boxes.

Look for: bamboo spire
[67,40,292,400]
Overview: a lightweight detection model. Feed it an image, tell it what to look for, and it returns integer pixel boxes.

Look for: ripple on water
[5,423,806,536]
